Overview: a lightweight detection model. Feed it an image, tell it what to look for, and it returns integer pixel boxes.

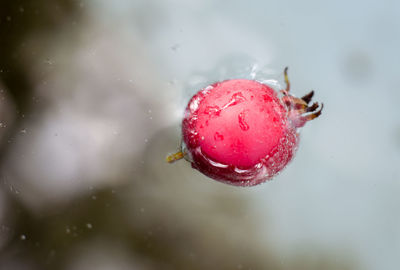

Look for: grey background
[0,0,399,269]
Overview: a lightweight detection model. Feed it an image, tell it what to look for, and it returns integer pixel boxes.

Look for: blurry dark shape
[0,0,80,161]
[0,126,359,270]
[341,50,374,85]
[170,44,180,51]
[0,82,17,143]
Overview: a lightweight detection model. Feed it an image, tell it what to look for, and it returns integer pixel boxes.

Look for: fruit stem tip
[166,151,185,163]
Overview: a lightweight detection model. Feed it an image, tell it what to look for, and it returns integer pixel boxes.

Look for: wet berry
[168,68,323,186]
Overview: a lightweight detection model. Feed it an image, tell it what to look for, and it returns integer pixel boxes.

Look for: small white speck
[20,235,26,240]
[8,184,20,194]
[86,223,92,229]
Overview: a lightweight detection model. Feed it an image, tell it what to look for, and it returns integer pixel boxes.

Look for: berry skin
[167,68,323,186]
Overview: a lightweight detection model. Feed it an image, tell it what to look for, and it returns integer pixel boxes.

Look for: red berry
[167,68,323,186]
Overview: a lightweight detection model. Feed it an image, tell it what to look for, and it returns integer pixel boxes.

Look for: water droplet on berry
[204,105,221,117]
[214,132,224,141]
[223,92,247,109]
[238,110,250,131]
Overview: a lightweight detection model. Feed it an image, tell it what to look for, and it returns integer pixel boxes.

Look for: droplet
[204,105,221,117]
[238,110,250,131]
[230,92,246,104]
[214,132,224,141]
[86,223,93,229]
[222,92,247,109]
[20,234,26,240]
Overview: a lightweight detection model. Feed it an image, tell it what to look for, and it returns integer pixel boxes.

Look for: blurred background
[0,0,399,269]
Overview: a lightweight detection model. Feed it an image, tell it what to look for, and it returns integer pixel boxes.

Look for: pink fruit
[167,68,323,186]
